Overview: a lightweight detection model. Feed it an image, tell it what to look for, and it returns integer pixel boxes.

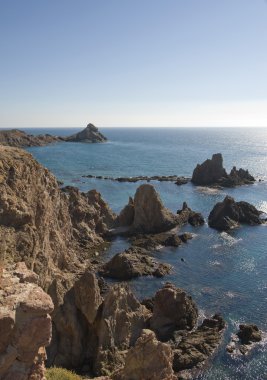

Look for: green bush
[45,367,82,380]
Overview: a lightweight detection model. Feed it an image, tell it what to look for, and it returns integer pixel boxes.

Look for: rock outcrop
[0,129,62,148]
[119,329,176,380]
[65,124,107,143]
[150,283,198,341]
[117,197,135,227]
[0,263,54,380]
[172,314,225,372]
[208,196,263,231]
[192,153,255,187]
[131,232,193,250]
[83,174,190,185]
[237,324,262,345]
[177,202,205,227]
[99,247,172,280]
[0,145,115,288]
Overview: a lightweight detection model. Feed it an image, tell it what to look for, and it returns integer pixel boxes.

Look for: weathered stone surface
[150,283,198,341]
[0,129,62,148]
[177,202,205,227]
[65,123,107,143]
[237,324,262,345]
[131,231,193,251]
[192,153,255,187]
[208,196,263,231]
[0,265,53,380]
[94,284,151,376]
[117,197,135,227]
[119,329,176,380]
[99,248,172,280]
[172,314,225,372]
[131,184,179,233]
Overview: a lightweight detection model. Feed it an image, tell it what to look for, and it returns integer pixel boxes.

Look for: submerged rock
[150,283,198,341]
[117,197,135,227]
[65,123,107,143]
[192,153,255,187]
[99,247,172,280]
[208,196,263,230]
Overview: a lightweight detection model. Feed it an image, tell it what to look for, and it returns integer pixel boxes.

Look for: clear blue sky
[1,0,267,127]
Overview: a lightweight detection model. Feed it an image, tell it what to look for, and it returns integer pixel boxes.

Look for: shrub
[45,367,82,380]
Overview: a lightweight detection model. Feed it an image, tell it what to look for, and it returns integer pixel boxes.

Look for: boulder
[131,184,179,233]
[150,283,198,341]
[119,329,176,380]
[99,248,172,280]
[65,123,107,143]
[208,196,263,231]
[177,202,205,227]
[237,324,262,345]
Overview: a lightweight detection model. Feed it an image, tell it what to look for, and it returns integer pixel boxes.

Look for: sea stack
[65,123,107,143]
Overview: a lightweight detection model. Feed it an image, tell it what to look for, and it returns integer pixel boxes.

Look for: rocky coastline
[0,145,264,380]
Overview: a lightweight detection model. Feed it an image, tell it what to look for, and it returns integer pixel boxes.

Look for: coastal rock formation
[0,129,62,148]
[0,145,115,288]
[116,184,180,234]
[172,314,225,372]
[150,283,198,341]
[119,329,176,380]
[94,284,151,376]
[99,247,172,280]
[208,196,263,231]
[237,324,262,345]
[82,174,190,185]
[177,202,205,227]
[131,232,192,250]
[65,123,107,143]
[0,263,54,380]
[192,153,255,187]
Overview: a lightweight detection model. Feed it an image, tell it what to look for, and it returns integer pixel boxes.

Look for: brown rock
[192,153,227,186]
[0,129,62,148]
[150,283,198,341]
[117,197,135,227]
[119,329,176,380]
[237,324,262,345]
[65,123,107,143]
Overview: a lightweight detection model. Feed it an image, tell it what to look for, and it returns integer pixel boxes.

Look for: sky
[0,0,267,128]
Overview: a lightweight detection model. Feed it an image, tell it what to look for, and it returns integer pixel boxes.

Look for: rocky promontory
[192,153,256,187]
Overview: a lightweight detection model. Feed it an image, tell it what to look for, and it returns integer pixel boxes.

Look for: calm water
[26,127,267,380]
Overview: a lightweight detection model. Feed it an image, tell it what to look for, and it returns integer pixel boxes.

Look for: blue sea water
[25,127,267,380]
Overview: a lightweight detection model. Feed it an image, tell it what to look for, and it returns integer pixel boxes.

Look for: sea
[25,127,267,380]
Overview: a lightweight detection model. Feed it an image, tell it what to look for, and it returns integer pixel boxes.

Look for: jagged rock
[0,129,62,148]
[65,123,107,143]
[172,314,225,371]
[119,329,176,380]
[99,248,172,280]
[192,153,255,187]
[94,284,151,376]
[208,196,263,231]
[150,283,198,341]
[237,324,262,345]
[0,146,116,289]
[192,153,227,186]
[117,197,135,227]
[131,232,182,250]
[177,202,205,227]
[0,264,54,380]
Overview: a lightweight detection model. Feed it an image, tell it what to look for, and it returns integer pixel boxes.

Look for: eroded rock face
[208,196,263,231]
[94,284,151,376]
[0,263,54,380]
[192,153,255,187]
[65,123,107,143]
[99,247,172,280]
[150,283,198,341]
[237,324,262,345]
[172,314,225,372]
[0,146,115,288]
[117,197,135,227]
[119,329,176,380]
[0,129,62,148]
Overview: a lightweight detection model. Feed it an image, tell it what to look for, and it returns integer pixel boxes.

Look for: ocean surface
[25,127,267,380]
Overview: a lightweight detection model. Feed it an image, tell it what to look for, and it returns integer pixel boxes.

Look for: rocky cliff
[0,129,62,148]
